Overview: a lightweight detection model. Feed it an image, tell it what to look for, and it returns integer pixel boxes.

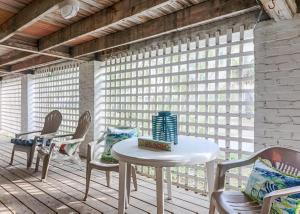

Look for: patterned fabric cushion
[59,143,79,156]
[11,138,34,146]
[100,127,138,163]
[244,159,300,214]
[11,138,51,147]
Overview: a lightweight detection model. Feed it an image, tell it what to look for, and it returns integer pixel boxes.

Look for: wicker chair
[10,110,62,169]
[209,147,300,214]
[83,131,138,201]
[35,111,91,181]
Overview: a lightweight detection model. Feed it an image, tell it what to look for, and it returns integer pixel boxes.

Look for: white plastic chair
[83,129,138,201]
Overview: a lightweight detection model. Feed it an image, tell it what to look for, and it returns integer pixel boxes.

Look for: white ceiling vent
[60,0,80,20]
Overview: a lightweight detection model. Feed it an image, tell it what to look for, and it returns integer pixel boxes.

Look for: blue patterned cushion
[244,159,300,214]
[100,127,138,163]
[11,138,33,146]
[11,138,51,147]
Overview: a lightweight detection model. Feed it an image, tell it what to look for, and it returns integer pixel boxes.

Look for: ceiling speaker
[60,0,80,20]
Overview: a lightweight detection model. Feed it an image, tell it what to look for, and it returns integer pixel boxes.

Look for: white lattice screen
[0,77,22,134]
[32,62,80,135]
[96,25,255,193]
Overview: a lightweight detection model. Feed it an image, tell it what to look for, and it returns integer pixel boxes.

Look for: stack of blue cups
[152,111,178,145]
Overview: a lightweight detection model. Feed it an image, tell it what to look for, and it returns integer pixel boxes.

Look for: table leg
[206,160,216,198]
[126,163,131,206]
[118,161,127,214]
[166,167,172,200]
[156,167,164,214]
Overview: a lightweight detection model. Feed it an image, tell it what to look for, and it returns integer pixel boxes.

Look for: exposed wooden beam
[0,52,37,67]
[10,55,65,73]
[0,69,10,74]
[0,39,84,62]
[0,0,65,42]
[38,0,172,51]
[260,0,297,21]
[72,0,259,58]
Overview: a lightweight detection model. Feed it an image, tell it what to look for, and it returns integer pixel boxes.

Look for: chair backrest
[41,110,62,135]
[72,111,91,140]
[258,147,300,176]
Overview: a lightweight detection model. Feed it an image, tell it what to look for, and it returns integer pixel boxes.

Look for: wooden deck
[0,136,209,214]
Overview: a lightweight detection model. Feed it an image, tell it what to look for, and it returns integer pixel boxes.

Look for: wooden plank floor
[0,136,209,214]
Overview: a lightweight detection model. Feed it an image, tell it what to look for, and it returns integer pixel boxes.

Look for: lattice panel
[95,26,255,193]
[32,63,80,135]
[0,77,22,134]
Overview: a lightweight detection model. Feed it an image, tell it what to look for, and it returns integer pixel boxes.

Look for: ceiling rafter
[71,0,259,58]
[0,0,65,43]
[0,39,84,64]
[38,0,172,51]
[10,55,65,73]
[0,0,175,68]
[0,0,260,74]
[0,52,36,67]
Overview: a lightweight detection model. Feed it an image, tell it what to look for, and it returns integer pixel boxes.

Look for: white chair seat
[90,160,119,168]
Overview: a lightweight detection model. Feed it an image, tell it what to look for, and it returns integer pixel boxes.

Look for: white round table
[112,135,220,214]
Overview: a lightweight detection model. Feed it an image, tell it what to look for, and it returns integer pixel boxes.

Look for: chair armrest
[52,134,74,139]
[261,186,300,214]
[35,132,57,140]
[16,130,42,138]
[87,132,106,163]
[87,141,96,163]
[214,149,265,190]
[55,138,85,145]
[96,132,107,144]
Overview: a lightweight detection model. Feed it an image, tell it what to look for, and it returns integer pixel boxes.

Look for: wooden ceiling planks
[18,0,120,39]
[21,20,62,39]
[0,46,13,57]
[72,0,259,58]
[0,0,32,13]
[0,9,14,25]
[0,0,260,75]
[39,0,175,50]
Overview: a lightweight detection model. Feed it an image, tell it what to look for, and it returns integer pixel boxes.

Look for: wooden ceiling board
[3,0,203,45]
[15,0,121,39]
[64,34,96,46]
[21,20,62,39]
[88,0,208,38]
[0,46,13,57]
[0,9,13,25]
[0,0,32,13]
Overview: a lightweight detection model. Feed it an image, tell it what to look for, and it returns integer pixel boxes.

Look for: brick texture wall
[254,15,300,151]
[78,61,99,157]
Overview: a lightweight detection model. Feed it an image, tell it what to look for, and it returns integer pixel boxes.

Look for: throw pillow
[244,158,300,214]
[100,127,138,163]
[59,142,79,156]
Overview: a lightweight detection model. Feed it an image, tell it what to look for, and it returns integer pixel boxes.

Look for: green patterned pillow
[244,159,300,214]
[101,127,138,163]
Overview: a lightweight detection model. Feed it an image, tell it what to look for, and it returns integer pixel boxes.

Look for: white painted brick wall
[78,61,99,157]
[254,15,300,151]
[21,75,29,133]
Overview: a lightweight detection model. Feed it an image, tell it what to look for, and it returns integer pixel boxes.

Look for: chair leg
[83,166,92,201]
[35,155,40,172]
[209,196,216,214]
[73,152,83,170]
[26,151,32,169]
[10,146,15,165]
[106,171,111,187]
[41,154,51,181]
[166,167,172,200]
[131,165,138,191]
[27,145,36,169]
